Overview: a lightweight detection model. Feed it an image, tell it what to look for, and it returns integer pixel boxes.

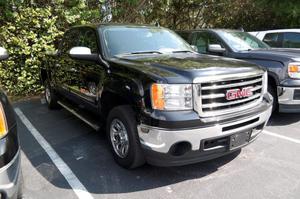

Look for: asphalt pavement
[13,98,300,199]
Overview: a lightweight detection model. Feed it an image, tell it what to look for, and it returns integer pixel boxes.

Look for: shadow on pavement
[268,111,300,126]
[16,99,241,194]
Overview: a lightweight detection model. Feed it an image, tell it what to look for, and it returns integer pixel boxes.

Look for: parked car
[177,29,300,113]
[249,29,300,48]
[41,24,272,168]
[0,47,23,198]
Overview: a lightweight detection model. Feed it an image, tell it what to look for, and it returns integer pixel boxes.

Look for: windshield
[100,26,193,58]
[217,31,270,51]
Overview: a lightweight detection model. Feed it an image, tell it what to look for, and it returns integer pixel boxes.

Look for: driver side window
[192,32,224,54]
[78,28,99,54]
[59,29,79,54]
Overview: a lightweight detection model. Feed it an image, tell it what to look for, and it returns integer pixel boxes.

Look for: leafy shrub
[0,7,63,95]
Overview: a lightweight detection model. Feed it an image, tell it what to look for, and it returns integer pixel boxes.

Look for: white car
[249,29,300,48]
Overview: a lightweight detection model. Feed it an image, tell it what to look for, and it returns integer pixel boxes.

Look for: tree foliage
[0,0,299,95]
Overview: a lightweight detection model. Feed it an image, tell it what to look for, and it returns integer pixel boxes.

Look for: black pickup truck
[177,29,300,113]
[41,24,272,168]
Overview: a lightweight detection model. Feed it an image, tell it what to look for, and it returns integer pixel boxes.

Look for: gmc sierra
[177,29,300,113]
[41,24,272,168]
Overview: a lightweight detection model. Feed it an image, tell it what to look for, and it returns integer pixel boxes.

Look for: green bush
[0,0,299,96]
[0,6,63,95]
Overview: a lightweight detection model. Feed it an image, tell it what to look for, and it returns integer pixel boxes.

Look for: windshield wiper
[129,51,163,55]
[115,51,163,57]
[172,50,194,53]
[133,51,163,54]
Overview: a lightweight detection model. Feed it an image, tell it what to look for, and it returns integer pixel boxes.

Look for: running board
[57,101,101,131]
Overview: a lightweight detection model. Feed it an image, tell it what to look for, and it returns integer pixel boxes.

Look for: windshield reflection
[101,27,193,58]
[217,31,270,52]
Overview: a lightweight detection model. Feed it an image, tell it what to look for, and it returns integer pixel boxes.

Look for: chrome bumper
[0,149,21,199]
[138,103,272,154]
[278,86,300,112]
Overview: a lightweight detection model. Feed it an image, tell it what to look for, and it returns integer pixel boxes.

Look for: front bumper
[0,148,21,199]
[278,86,300,112]
[138,96,272,167]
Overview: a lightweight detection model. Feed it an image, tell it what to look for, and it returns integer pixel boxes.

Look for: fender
[101,72,146,112]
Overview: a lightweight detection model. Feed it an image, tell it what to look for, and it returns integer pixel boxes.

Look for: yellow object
[288,65,299,73]
[151,84,165,110]
[0,103,8,138]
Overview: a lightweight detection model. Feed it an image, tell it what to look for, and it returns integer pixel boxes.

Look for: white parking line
[264,130,300,144]
[14,108,94,199]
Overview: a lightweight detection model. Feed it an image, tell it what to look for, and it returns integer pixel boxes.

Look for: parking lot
[13,98,300,199]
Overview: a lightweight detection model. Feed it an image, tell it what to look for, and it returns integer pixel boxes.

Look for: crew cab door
[53,29,80,97]
[68,27,105,113]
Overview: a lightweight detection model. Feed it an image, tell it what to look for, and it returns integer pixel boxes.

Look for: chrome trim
[278,86,300,105]
[201,85,262,100]
[0,148,20,173]
[138,103,272,153]
[110,119,129,158]
[202,93,225,99]
[0,148,21,198]
[202,93,261,109]
[57,101,100,131]
[193,72,263,84]
[251,85,263,92]
[201,78,262,90]
[194,72,264,117]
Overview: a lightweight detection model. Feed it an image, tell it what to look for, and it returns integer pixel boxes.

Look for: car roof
[70,23,160,30]
[254,29,300,33]
[177,29,242,33]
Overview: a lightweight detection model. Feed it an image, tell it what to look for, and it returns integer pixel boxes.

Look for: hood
[112,53,264,83]
[237,48,300,63]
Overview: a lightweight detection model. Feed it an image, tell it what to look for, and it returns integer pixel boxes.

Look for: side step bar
[57,101,101,131]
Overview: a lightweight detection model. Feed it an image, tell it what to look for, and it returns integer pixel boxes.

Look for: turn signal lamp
[0,103,8,139]
[151,84,193,110]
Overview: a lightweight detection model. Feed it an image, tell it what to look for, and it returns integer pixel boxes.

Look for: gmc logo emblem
[226,87,253,101]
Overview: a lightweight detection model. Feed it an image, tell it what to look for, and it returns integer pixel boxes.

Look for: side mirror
[190,45,198,52]
[208,44,226,54]
[69,47,99,62]
[0,47,9,60]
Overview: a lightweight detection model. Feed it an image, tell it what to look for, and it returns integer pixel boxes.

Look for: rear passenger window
[263,33,280,47]
[283,33,300,48]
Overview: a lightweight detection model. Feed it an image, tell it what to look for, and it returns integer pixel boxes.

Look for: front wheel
[106,105,145,169]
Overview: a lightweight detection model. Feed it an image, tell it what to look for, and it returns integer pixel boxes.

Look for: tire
[106,105,145,169]
[44,80,60,109]
[268,83,278,112]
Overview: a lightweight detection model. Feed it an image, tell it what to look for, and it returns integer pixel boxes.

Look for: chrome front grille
[194,73,264,117]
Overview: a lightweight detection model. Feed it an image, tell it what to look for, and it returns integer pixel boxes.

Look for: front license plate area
[230,131,252,150]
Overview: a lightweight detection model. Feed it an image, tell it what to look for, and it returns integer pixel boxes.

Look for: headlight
[151,84,193,110]
[263,71,268,94]
[288,62,300,79]
[0,103,8,139]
